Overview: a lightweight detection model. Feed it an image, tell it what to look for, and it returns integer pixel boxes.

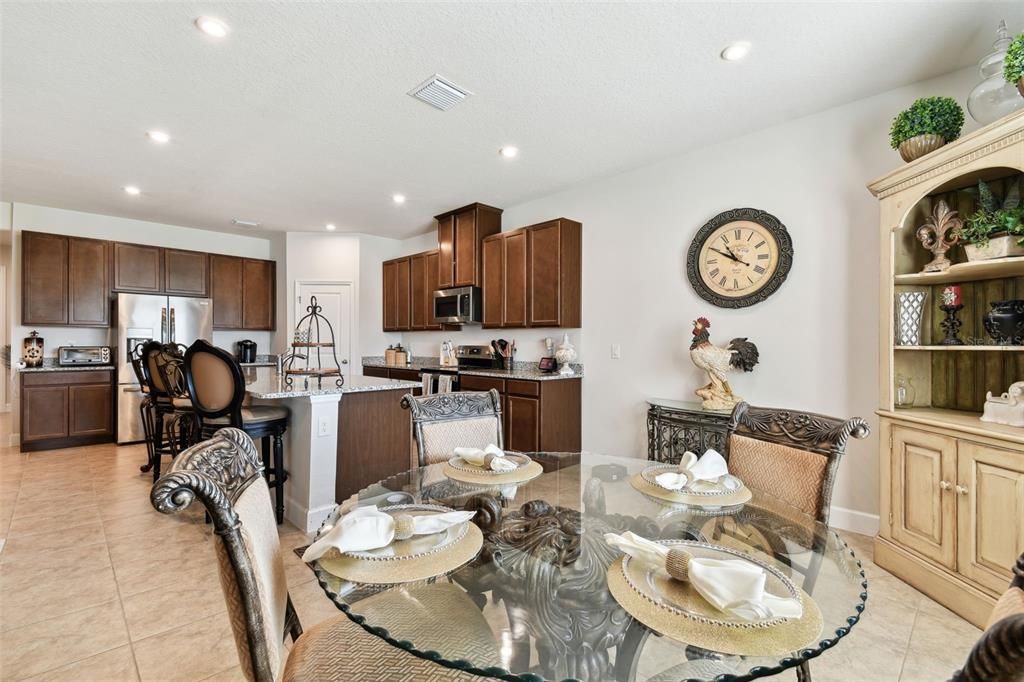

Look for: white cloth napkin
[301,505,475,562]
[605,531,803,622]
[655,449,735,492]
[453,444,518,472]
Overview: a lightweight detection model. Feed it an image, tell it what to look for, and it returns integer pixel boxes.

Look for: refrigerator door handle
[161,307,168,344]
[170,307,176,343]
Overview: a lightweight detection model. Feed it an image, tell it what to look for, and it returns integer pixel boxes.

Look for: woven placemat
[630,473,753,507]
[443,460,544,486]
[316,522,483,584]
[607,555,822,656]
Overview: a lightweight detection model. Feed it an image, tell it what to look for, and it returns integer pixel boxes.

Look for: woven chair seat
[283,613,487,682]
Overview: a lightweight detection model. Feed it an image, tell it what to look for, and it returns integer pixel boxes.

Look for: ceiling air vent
[408,74,472,111]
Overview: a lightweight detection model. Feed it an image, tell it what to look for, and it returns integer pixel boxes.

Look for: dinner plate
[621,539,800,629]
[446,452,532,475]
[641,463,744,496]
[343,504,468,562]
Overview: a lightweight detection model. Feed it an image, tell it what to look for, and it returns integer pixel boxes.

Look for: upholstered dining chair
[401,389,504,467]
[140,341,196,481]
[150,428,492,682]
[184,339,290,524]
[952,552,1024,681]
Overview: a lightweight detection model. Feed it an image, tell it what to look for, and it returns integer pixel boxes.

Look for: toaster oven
[58,346,112,366]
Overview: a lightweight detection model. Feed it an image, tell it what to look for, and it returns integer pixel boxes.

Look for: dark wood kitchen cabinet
[482,228,527,328]
[242,258,275,330]
[164,248,209,296]
[435,203,502,289]
[22,232,109,327]
[382,256,412,332]
[21,231,69,325]
[20,369,115,452]
[113,242,163,292]
[211,254,244,328]
[410,250,442,331]
[527,218,582,328]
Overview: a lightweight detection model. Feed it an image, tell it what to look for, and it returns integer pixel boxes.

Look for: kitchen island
[243,367,419,532]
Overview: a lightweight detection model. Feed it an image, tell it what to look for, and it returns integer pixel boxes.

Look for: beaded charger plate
[631,470,753,508]
[606,540,823,656]
[443,455,544,486]
[316,505,484,584]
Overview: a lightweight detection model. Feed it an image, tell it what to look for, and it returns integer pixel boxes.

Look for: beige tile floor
[0,433,983,681]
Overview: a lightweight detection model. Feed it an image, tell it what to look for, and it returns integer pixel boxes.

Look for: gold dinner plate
[443,459,544,486]
[343,504,468,561]
[630,473,752,508]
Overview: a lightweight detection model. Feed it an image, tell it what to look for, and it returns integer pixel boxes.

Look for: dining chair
[401,389,504,466]
[140,340,196,481]
[952,551,1024,681]
[150,428,491,682]
[183,339,290,524]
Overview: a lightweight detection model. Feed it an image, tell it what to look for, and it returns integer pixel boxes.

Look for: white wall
[396,66,980,527]
[9,203,276,357]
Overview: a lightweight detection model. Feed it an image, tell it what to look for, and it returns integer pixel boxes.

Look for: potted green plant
[959,178,1024,261]
[1005,31,1024,98]
[890,96,965,162]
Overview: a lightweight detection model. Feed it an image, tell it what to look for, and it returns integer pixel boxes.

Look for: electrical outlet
[317,416,332,437]
[610,344,621,359]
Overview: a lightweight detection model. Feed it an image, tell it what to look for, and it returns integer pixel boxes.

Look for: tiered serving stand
[284,295,345,388]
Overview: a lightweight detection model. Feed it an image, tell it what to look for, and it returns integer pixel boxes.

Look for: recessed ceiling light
[123,185,141,196]
[392,194,407,205]
[195,16,229,38]
[499,146,519,159]
[720,41,752,62]
[146,130,171,144]
[325,223,337,231]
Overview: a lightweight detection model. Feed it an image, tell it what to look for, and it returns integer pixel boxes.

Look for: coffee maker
[237,339,257,363]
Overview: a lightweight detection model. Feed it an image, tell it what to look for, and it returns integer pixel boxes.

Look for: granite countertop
[362,356,583,381]
[17,364,116,373]
[244,366,419,399]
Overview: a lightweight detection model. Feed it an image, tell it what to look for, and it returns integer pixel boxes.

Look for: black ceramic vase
[983,300,1024,345]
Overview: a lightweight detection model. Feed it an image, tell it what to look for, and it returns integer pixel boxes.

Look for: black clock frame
[686,207,794,309]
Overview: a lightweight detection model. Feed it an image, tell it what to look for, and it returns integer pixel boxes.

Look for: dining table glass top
[309,452,867,682]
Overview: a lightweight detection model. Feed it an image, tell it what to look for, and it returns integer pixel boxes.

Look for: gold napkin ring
[482,453,498,467]
[665,548,691,582]
[393,514,416,540]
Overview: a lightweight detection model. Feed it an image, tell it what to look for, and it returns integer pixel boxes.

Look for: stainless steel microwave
[433,286,482,324]
[58,345,112,366]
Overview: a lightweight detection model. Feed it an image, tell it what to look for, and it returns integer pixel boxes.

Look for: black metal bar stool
[183,339,290,524]
[140,341,196,482]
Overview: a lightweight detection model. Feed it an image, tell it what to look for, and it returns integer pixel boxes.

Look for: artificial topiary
[1005,32,1024,85]
[889,96,965,149]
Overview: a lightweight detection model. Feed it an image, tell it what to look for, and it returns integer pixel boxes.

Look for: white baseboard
[829,505,879,536]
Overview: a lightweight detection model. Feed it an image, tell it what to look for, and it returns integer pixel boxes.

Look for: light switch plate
[317,415,332,437]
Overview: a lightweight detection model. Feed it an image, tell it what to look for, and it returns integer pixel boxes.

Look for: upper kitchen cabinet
[22,232,110,327]
[22,231,69,325]
[527,218,582,328]
[410,250,442,331]
[482,228,527,328]
[211,254,244,328]
[435,203,502,289]
[382,256,412,332]
[211,255,276,331]
[113,242,162,292]
[164,249,209,297]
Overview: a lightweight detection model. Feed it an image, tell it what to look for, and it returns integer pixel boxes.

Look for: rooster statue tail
[728,337,759,372]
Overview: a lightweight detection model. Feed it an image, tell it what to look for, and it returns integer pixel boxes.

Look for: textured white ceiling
[2,2,1021,238]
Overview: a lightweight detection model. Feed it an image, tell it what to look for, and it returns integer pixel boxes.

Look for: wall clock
[686,207,794,309]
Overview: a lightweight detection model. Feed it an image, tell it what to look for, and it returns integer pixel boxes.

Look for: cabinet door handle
[955,484,969,495]
[939,480,952,491]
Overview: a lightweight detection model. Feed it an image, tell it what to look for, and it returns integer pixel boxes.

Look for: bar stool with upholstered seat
[140,341,196,481]
[184,339,290,524]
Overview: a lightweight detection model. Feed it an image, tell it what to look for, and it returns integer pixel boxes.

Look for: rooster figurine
[689,317,760,410]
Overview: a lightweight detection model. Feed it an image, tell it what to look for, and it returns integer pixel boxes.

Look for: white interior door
[295,282,353,377]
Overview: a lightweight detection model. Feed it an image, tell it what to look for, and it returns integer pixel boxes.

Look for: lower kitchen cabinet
[506,395,540,452]
[21,370,115,452]
[459,374,581,452]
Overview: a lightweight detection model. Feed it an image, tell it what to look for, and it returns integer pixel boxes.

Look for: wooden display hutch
[869,109,1024,628]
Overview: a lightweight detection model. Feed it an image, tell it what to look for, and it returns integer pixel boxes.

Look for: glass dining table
[308,452,867,682]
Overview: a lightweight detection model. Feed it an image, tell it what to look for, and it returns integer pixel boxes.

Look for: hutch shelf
[869,108,1024,629]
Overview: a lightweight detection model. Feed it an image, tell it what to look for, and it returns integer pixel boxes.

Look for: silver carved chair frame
[402,389,504,467]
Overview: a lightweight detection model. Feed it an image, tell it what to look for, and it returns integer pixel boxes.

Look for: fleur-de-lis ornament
[916,200,961,273]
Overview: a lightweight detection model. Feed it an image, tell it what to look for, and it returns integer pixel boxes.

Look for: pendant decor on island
[283,295,345,388]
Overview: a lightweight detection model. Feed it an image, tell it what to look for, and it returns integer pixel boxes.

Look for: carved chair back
[129,342,149,391]
[401,389,504,466]
[726,402,870,525]
[952,552,1024,681]
[151,428,301,682]
[184,339,247,427]
[142,341,189,402]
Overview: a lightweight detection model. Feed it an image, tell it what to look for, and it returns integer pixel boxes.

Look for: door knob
[955,484,969,495]
[939,480,952,490]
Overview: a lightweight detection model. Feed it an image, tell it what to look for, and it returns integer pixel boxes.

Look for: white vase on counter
[554,333,577,376]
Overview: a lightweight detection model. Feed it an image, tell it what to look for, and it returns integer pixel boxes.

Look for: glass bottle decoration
[894,375,916,409]
[967,20,1024,126]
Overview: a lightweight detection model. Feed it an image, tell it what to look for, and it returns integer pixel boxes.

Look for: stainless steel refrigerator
[116,293,213,444]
